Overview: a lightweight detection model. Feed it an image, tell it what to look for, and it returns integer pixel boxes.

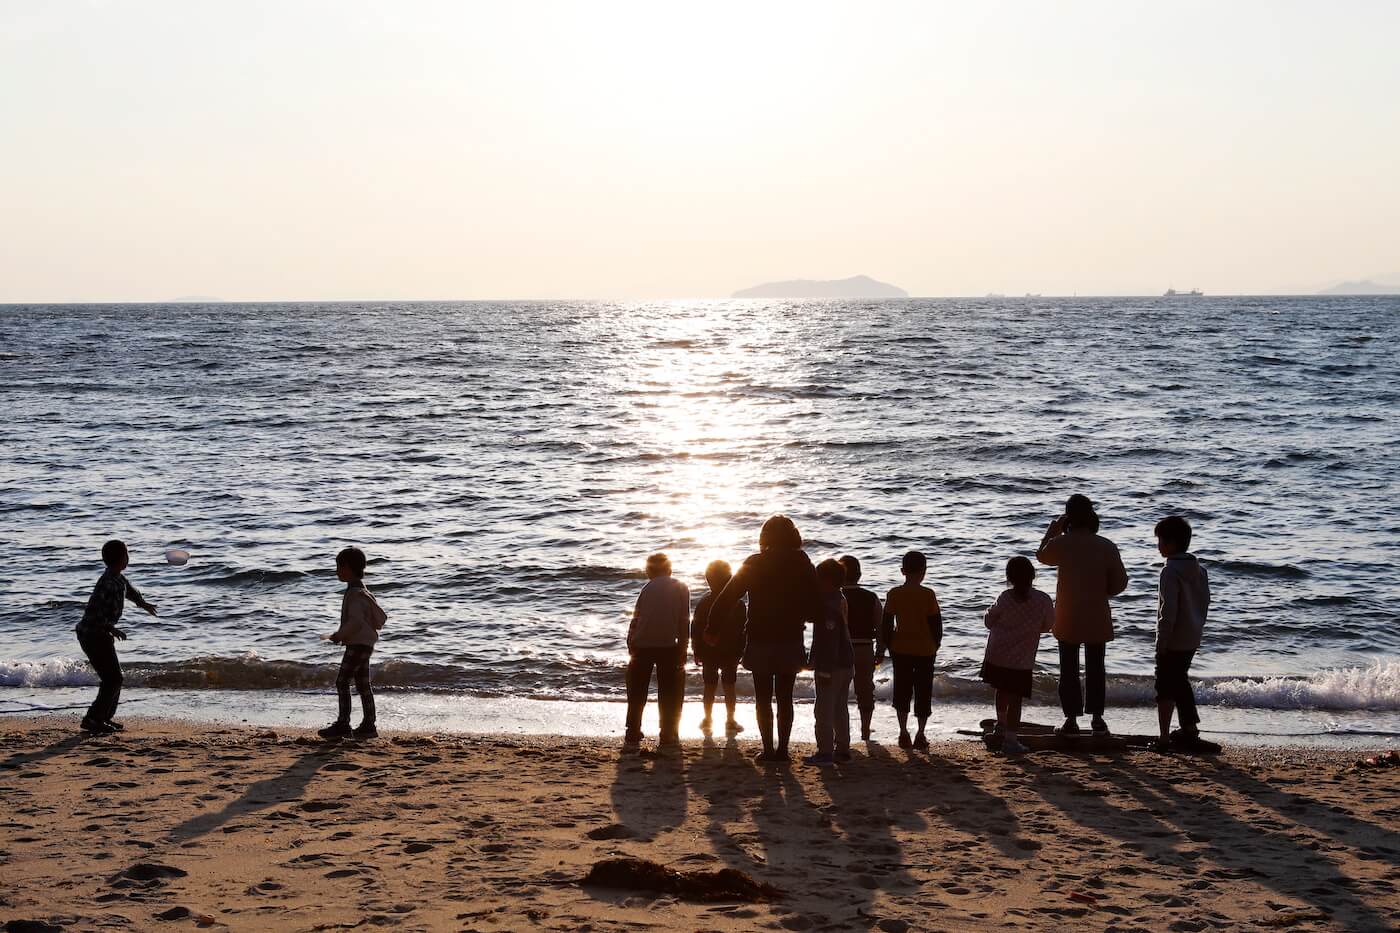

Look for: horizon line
[4,291,1399,306]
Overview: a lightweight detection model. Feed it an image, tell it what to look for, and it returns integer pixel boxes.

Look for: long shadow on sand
[1102,762,1395,930]
[164,746,340,844]
[864,741,1032,860]
[0,734,87,772]
[1194,758,1400,869]
[1021,754,1393,930]
[608,748,688,843]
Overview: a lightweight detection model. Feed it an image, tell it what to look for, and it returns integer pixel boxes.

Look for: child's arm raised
[124,580,157,617]
[1036,516,1068,565]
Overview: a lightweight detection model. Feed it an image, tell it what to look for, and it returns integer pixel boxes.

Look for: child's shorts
[979,661,1033,699]
[702,661,739,687]
[1154,650,1195,700]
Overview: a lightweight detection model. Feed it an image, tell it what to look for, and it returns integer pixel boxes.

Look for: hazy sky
[3,1,1398,300]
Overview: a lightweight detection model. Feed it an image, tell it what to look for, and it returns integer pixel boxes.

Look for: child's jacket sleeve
[335,588,387,646]
[983,591,1005,630]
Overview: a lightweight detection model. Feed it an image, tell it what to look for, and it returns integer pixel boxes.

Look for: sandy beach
[1,719,1397,931]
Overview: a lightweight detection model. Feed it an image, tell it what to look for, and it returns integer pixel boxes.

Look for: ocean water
[2,298,1398,738]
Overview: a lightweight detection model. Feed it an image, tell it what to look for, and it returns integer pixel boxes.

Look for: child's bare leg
[1007,694,1022,736]
[702,682,717,725]
[994,691,1008,729]
[723,678,738,725]
[1157,698,1174,738]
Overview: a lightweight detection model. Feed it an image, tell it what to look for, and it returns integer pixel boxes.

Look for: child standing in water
[806,558,854,766]
[691,560,746,737]
[882,550,942,750]
[76,540,157,734]
[1152,516,1210,752]
[319,547,387,740]
[980,556,1055,755]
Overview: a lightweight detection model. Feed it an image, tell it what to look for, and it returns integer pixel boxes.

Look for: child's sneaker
[80,718,115,735]
[912,732,929,751]
[898,731,913,749]
[802,752,834,767]
[833,750,853,763]
[622,732,642,752]
[103,720,125,732]
[725,720,744,736]
[699,716,713,734]
[1091,716,1109,735]
[1001,735,1029,755]
[352,722,378,740]
[318,721,351,739]
[1054,718,1081,736]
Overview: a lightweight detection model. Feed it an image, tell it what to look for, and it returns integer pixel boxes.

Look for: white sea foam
[1198,660,1400,711]
[2,656,1398,711]
[0,657,100,688]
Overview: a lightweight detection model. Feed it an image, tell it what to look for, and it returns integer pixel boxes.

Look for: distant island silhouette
[732,275,908,299]
[1317,279,1400,296]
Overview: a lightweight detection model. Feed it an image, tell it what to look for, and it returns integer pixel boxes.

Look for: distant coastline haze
[732,275,908,299]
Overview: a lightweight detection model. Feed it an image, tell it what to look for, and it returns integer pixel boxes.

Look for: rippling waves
[2,298,1398,708]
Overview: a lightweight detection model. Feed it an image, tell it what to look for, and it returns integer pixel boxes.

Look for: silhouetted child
[319,547,387,740]
[77,539,157,734]
[624,552,690,751]
[691,559,746,737]
[806,558,854,766]
[1152,516,1210,752]
[979,556,1054,755]
[839,555,883,741]
[883,550,942,750]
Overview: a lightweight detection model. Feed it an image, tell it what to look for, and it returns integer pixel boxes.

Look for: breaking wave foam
[3,656,1398,711]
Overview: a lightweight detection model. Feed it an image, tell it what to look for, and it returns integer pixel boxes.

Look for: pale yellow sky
[2,1,1397,301]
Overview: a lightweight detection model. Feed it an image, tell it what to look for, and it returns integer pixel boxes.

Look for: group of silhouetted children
[624,513,1209,762]
[77,511,1206,756]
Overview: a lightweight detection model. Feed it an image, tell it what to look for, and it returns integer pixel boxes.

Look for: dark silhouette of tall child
[1037,494,1128,736]
[319,546,387,740]
[708,515,820,763]
[76,539,157,734]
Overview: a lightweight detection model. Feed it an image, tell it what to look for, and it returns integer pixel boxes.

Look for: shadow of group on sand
[606,738,1033,924]
[605,740,1397,928]
[1004,755,1396,931]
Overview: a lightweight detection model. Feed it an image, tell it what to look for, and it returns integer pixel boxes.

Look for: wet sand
[1,717,1397,931]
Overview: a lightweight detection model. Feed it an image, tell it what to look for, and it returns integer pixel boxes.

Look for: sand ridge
[1,718,1397,931]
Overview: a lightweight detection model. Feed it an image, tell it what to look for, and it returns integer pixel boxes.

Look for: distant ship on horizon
[1164,288,1204,297]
